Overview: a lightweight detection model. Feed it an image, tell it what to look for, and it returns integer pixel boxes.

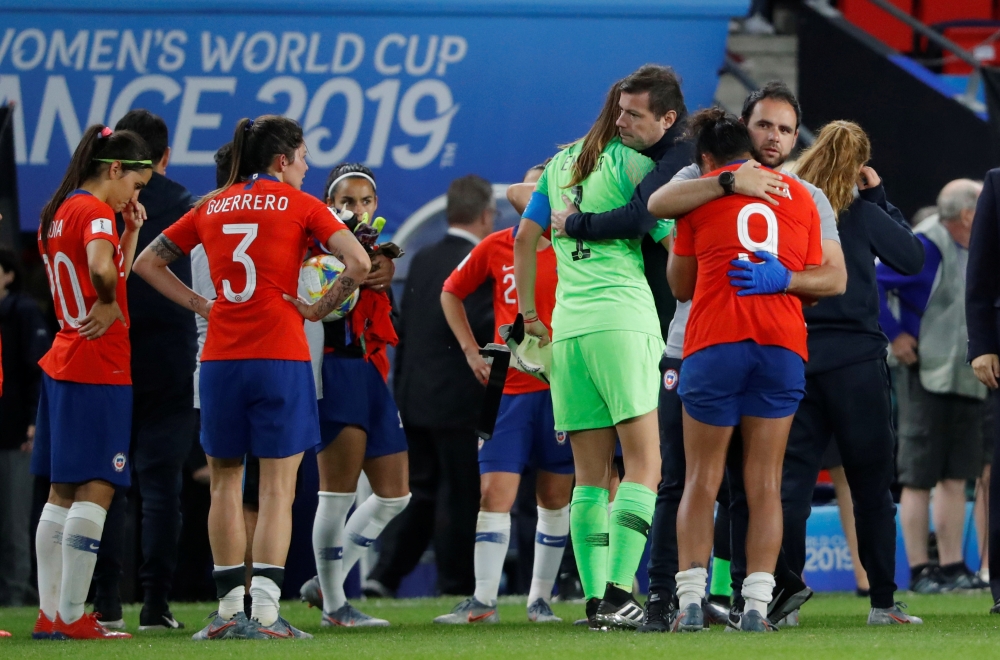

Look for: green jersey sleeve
[649,219,674,244]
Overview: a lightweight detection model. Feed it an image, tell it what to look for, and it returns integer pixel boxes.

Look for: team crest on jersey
[555,431,568,445]
[663,369,679,391]
[112,453,127,472]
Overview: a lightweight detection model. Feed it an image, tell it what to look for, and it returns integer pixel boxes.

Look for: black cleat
[573,597,601,628]
[990,598,1000,615]
[909,565,946,594]
[594,585,644,630]
[768,574,813,626]
[703,598,730,627]
[637,592,673,633]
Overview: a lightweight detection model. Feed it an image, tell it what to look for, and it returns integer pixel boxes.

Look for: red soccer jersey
[673,164,823,361]
[163,174,347,362]
[38,191,131,385]
[442,227,557,395]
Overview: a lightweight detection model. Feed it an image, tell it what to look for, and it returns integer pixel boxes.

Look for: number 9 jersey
[673,163,823,361]
[163,173,347,363]
[38,190,130,385]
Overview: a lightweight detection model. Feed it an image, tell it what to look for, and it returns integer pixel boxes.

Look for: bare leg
[740,414,793,575]
[569,428,618,490]
[317,426,367,493]
[933,479,969,566]
[480,472,521,513]
[615,410,662,491]
[976,464,991,575]
[676,410,732,571]
[207,457,246,567]
[253,454,303,566]
[900,487,931,567]
[363,451,410,499]
[536,471,573,510]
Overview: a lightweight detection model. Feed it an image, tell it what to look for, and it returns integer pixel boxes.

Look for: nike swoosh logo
[502,265,514,271]
[468,610,495,622]
[88,542,100,551]
[260,627,294,638]
[208,621,236,638]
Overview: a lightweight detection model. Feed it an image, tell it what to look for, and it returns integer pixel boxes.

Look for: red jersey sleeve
[804,204,823,266]
[672,216,695,257]
[443,236,492,299]
[162,208,201,254]
[81,204,119,249]
[304,196,348,246]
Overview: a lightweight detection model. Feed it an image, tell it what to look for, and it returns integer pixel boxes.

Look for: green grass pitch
[2,593,999,659]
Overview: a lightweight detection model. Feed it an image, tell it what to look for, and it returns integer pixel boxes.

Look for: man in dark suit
[92,110,198,631]
[967,168,1000,612]
[367,175,496,596]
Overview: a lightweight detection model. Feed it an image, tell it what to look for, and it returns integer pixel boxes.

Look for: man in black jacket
[93,110,197,630]
[367,175,495,596]
[967,168,1000,612]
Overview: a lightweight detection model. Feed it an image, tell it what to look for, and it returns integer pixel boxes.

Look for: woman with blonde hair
[728,119,926,625]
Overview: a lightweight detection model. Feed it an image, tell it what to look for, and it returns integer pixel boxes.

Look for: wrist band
[523,315,539,324]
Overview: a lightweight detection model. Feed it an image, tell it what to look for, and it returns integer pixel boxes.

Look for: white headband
[326,172,376,201]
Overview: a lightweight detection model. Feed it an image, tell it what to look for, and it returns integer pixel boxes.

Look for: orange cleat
[0,630,10,637]
[53,613,131,640]
[32,611,54,640]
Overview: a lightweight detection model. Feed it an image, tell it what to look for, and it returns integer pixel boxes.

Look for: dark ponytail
[686,107,753,168]
[562,82,622,189]
[40,124,151,246]
[198,114,304,208]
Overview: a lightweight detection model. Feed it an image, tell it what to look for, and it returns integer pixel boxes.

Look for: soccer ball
[300,254,360,322]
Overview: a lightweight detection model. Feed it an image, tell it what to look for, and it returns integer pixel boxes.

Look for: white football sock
[35,503,68,621]
[742,571,775,618]
[473,511,511,606]
[214,563,245,620]
[59,501,107,624]
[675,567,708,611]
[341,493,411,577]
[250,563,283,627]
[312,491,354,612]
[528,505,569,604]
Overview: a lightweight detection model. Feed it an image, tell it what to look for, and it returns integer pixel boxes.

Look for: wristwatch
[719,171,736,195]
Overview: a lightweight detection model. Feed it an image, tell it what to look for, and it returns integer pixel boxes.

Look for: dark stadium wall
[0,106,20,248]
[799,2,998,221]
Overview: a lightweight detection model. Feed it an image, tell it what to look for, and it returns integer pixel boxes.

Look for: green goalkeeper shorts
[550,330,664,431]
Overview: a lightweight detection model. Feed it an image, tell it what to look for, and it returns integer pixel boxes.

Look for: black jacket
[394,233,494,429]
[804,184,924,375]
[117,172,197,392]
[0,292,50,449]
[967,169,1000,361]
[562,123,695,339]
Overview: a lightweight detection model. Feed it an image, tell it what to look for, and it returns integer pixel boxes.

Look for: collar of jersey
[67,189,94,198]
[245,172,280,189]
[726,159,749,167]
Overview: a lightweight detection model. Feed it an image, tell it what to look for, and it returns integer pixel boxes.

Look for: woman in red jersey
[31,124,152,641]
[133,115,369,640]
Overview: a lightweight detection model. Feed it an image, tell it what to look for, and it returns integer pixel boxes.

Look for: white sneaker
[743,13,776,35]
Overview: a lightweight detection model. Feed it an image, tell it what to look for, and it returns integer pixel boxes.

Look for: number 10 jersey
[164,174,346,362]
[38,191,131,385]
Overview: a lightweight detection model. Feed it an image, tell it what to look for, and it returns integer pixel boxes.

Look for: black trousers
[368,425,480,595]
[987,389,1000,602]
[647,356,731,596]
[729,358,898,609]
[94,379,197,610]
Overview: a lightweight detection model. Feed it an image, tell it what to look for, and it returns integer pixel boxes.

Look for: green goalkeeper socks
[570,486,609,600]
[607,482,655,590]
[710,557,733,598]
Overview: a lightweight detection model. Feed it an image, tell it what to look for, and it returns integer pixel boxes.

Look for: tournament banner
[0,0,746,235]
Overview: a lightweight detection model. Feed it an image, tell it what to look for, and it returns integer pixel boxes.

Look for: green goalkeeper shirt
[533,138,668,342]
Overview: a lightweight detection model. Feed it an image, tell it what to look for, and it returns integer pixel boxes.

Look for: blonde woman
[729,120,925,625]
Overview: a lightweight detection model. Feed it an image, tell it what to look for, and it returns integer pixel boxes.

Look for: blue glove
[728,251,791,296]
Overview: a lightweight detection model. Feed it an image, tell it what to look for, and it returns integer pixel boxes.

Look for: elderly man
[967,168,1000,613]
[878,179,989,594]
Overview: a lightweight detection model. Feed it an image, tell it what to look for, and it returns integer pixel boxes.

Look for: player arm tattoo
[150,234,184,264]
[312,275,358,319]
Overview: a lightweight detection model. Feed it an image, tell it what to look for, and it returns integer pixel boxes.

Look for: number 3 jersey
[673,163,824,361]
[163,174,346,362]
[442,226,558,395]
[38,191,131,385]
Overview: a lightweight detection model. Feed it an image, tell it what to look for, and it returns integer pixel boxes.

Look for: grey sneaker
[433,597,499,624]
[299,576,323,609]
[774,609,799,628]
[192,612,254,641]
[101,618,126,631]
[671,603,705,632]
[868,602,922,625]
[322,603,390,627]
[248,616,313,639]
[527,598,561,623]
[738,610,779,632]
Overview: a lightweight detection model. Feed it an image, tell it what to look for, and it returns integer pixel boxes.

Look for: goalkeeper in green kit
[513,83,673,630]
